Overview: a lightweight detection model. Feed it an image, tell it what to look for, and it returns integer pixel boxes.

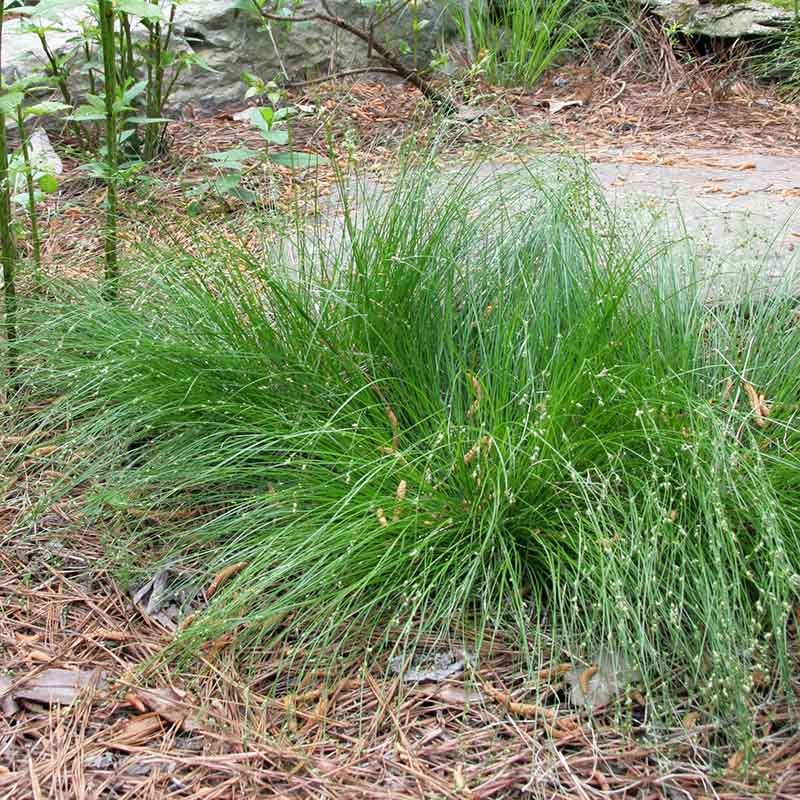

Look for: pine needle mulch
[2,448,800,798]
[5,62,800,798]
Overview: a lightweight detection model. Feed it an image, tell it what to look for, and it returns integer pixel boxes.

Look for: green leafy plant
[0,0,20,380]
[190,75,326,211]
[16,1,211,160]
[461,0,599,87]
[1,82,69,288]
[14,161,800,739]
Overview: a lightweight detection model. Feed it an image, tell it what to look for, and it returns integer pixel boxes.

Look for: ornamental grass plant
[9,158,800,732]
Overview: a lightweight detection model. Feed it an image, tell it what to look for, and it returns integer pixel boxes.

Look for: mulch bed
[2,437,800,798]
[4,58,800,798]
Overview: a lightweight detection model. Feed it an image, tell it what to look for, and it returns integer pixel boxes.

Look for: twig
[251,0,454,111]
[286,67,400,88]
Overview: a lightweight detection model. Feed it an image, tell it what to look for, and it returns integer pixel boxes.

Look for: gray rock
[645,0,796,38]
[1,2,454,116]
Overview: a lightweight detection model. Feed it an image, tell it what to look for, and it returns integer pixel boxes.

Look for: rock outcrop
[644,0,796,38]
[1,1,453,114]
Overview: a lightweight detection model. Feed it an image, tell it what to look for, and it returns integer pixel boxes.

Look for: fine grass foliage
[11,160,800,729]
[753,25,800,100]
[462,0,614,87]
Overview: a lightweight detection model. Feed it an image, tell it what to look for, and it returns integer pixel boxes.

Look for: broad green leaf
[126,115,171,124]
[122,80,148,105]
[38,173,59,194]
[11,190,45,207]
[249,106,274,132]
[228,0,262,14]
[15,0,88,20]
[269,151,328,169]
[260,129,289,145]
[213,173,243,194]
[24,101,71,118]
[69,107,106,121]
[0,91,24,115]
[4,74,54,94]
[115,0,166,21]
[205,147,261,166]
[180,52,219,73]
[229,185,259,204]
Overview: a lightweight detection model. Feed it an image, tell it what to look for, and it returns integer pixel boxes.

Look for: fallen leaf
[132,566,173,616]
[3,668,105,708]
[134,687,203,732]
[455,106,488,123]
[206,561,248,598]
[544,98,583,114]
[0,676,19,716]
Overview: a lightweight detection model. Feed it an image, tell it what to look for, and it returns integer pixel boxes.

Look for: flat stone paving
[590,149,799,286]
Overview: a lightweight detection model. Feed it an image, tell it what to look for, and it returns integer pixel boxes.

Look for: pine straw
[2,449,800,799]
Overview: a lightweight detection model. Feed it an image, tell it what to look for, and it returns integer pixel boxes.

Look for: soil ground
[3,68,800,799]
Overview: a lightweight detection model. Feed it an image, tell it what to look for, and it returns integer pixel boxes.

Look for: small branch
[265,20,290,82]
[252,0,454,111]
[286,66,399,88]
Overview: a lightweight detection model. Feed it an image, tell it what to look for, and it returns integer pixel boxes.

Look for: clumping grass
[9,159,800,733]
[753,26,800,100]
[462,0,619,87]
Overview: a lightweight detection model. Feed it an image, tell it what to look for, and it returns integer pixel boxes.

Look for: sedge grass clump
[13,161,800,728]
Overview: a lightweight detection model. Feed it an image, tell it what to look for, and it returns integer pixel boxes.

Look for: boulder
[1,1,453,115]
[644,0,797,38]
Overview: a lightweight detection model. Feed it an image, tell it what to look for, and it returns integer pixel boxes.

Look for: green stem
[98,0,119,299]
[144,13,163,161]
[121,12,135,85]
[0,0,18,379]
[15,105,43,291]
[84,39,97,95]
[36,30,85,146]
